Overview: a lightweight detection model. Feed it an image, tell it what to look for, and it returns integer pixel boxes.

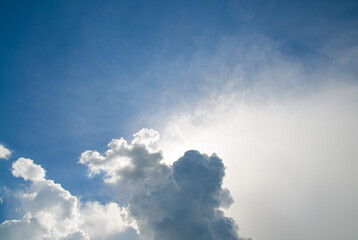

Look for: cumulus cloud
[1,158,89,240]
[2,131,246,240]
[79,129,248,240]
[12,158,46,181]
[1,157,133,240]
[129,150,241,240]
[0,213,47,240]
[79,129,168,185]
[0,144,11,159]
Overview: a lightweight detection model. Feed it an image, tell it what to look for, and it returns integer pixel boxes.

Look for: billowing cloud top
[79,128,167,186]
[128,150,240,240]
[12,158,46,181]
[79,128,247,240]
[0,144,11,159]
[1,157,136,240]
[2,157,89,239]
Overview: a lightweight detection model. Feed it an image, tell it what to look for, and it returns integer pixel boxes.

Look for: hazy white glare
[159,84,358,240]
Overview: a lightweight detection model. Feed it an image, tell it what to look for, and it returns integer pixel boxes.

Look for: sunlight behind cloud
[159,84,358,240]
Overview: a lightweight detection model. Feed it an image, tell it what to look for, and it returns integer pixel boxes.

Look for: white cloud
[79,130,167,185]
[0,144,11,159]
[2,158,89,239]
[0,213,47,240]
[1,157,134,240]
[79,201,134,240]
[12,158,46,182]
[132,128,160,148]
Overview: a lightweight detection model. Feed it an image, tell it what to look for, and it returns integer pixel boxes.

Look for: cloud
[0,144,11,159]
[1,158,133,240]
[80,129,248,240]
[132,128,160,147]
[79,201,134,240]
[129,150,242,240]
[0,213,48,240]
[79,129,168,186]
[2,158,89,240]
[12,158,46,181]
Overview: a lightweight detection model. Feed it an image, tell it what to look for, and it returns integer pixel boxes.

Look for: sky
[0,0,358,239]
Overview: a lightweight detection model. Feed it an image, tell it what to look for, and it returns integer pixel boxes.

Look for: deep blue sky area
[1,0,357,220]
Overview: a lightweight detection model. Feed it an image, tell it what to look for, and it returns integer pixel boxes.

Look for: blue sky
[1,1,358,240]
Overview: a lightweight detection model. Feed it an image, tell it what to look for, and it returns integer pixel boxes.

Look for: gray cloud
[130,150,242,240]
[80,129,249,240]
